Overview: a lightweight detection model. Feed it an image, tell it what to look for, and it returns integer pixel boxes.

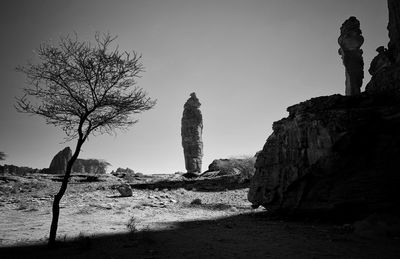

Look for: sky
[0,0,388,174]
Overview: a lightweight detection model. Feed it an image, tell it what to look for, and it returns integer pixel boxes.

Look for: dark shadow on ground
[2,211,400,259]
[130,176,249,192]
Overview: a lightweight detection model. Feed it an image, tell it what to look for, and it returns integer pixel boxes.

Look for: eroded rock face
[366,1,400,94]
[48,147,72,174]
[338,16,364,96]
[248,94,400,220]
[388,0,400,64]
[181,93,203,174]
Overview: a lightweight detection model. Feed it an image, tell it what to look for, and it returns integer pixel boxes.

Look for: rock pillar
[181,93,203,174]
[338,16,364,96]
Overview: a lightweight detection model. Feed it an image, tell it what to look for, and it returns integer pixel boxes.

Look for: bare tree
[16,33,156,247]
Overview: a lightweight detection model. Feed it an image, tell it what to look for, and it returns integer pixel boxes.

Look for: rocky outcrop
[248,94,400,220]
[72,159,110,174]
[338,16,364,96]
[48,147,72,174]
[366,1,400,95]
[181,93,203,174]
[202,157,255,177]
[248,0,400,222]
[388,0,400,64]
[48,147,109,174]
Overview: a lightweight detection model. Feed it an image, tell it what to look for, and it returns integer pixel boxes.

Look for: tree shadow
[1,211,400,259]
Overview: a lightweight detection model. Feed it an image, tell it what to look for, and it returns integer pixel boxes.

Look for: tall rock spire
[338,16,364,96]
[181,92,203,175]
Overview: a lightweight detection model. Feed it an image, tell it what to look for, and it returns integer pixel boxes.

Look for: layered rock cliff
[248,1,400,221]
[248,93,400,220]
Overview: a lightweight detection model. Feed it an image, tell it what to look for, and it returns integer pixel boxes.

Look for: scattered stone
[116,184,133,197]
[190,198,202,205]
[181,92,203,175]
[338,16,364,96]
[229,206,238,212]
[182,172,199,179]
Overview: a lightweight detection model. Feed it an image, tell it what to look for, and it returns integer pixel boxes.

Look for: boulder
[338,16,364,96]
[181,92,203,174]
[248,93,400,221]
[48,147,72,174]
[116,184,133,197]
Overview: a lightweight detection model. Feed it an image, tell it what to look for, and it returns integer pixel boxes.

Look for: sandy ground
[1,173,400,258]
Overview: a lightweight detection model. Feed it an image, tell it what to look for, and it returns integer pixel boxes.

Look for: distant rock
[338,16,364,96]
[48,147,72,174]
[181,92,203,175]
[110,167,144,181]
[47,147,110,174]
[202,157,255,182]
[72,159,110,174]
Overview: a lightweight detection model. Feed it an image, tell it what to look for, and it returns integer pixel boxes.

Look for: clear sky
[0,0,388,174]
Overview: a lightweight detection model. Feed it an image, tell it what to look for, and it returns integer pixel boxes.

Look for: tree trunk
[48,138,84,247]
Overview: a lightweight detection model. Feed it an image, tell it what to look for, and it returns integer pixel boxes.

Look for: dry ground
[1,173,400,258]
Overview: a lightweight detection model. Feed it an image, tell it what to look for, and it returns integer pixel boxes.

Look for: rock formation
[181,93,203,175]
[366,0,400,94]
[248,94,400,220]
[116,184,133,197]
[368,46,391,77]
[388,0,400,64]
[72,159,110,174]
[48,147,109,174]
[202,157,255,177]
[338,16,364,96]
[48,147,72,174]
[249,1,400,221]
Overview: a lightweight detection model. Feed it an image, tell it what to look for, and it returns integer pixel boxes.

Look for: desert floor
[1,173,400,259]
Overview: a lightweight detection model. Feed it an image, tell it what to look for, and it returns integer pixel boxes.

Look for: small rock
[229,206,238,212]
[190,198,202,205]
[117,184,133,197]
